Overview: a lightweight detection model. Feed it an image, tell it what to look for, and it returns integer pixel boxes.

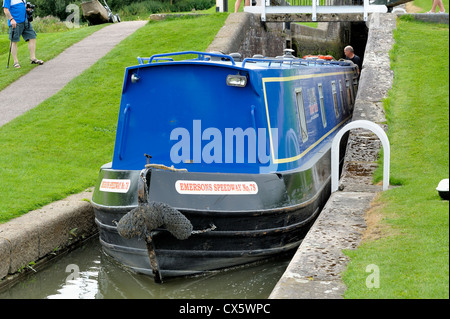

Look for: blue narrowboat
[92,50,359,282]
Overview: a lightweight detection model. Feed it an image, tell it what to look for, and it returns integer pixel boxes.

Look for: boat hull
[92,137,347,279]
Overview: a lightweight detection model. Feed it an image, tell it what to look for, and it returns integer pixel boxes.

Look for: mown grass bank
[0,14,228,223]
[413,0,449,12]
[342,18,449,298]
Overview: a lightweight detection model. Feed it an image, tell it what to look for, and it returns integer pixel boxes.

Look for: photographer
[3,0,43,68]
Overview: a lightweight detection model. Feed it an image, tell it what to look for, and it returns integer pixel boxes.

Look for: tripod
[7,28,15,69]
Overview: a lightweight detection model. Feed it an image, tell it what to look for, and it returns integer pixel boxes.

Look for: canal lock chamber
[288,21,369,65]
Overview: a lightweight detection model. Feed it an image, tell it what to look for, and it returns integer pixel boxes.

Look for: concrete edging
[269,192,376,298]
[405,12,449,24]
[207,12,254,54]
[0,191,96,281]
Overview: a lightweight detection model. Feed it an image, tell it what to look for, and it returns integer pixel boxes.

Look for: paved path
[0,21,147,128]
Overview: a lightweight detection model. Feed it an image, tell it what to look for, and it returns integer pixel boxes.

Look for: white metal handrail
[244,0,388,21]
[331,120,390,192]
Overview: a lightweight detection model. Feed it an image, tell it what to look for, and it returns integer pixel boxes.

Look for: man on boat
[3,0,44,68]
[344,46,361,75]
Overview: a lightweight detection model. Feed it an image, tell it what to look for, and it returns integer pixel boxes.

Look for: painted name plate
[175,180,258,195]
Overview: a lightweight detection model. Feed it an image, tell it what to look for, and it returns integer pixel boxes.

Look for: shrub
[171,0,215,11]
[31,0,215,20]
[33,0,84,21]
[0,15,73,33]
[106,0,212,11]
[118,1,168,16]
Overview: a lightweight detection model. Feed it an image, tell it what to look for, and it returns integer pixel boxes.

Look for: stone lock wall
[207,12,287,58]
[207,12,354,60]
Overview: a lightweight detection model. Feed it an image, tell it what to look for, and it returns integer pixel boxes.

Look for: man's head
[344,46,355,59]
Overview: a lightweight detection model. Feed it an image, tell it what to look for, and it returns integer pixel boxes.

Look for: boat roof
[133,51,355,71]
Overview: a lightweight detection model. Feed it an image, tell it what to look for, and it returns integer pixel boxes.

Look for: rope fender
[117,201,194,240]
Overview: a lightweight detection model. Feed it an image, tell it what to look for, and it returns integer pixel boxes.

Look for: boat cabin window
[346,79,354,107]
[331,81,339,118]
[353,77,358,93]
[318,83,327,128]
[295,87,308,143]
[339,80,346,114]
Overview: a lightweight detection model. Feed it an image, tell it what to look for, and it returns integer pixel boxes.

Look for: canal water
[0,236,292,299]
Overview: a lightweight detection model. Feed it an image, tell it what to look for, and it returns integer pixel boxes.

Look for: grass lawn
[412,0,449,12]
[342,17,449,298]
[0,14,229,223]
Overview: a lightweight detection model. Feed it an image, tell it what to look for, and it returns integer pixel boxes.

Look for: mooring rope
[191,224,217,235]
[145,163,187,172]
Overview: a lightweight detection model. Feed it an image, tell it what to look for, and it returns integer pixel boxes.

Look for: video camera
[26,2,35,22]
